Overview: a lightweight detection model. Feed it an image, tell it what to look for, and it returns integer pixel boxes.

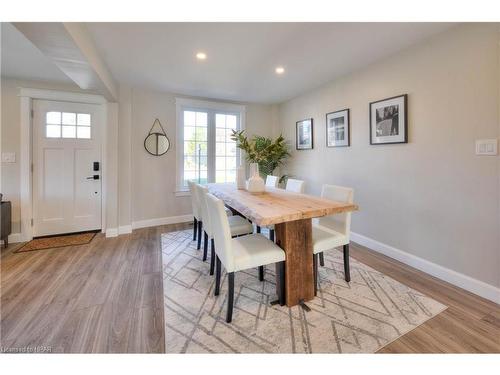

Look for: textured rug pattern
[162,230,446,353]
[15,232,97,253]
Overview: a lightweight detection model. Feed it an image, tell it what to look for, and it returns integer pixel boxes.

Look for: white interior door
[33,100,102,237]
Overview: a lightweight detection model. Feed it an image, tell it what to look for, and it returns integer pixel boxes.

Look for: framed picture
[370,94,408,145]
[296,118,313,150]
[326,109,350,147]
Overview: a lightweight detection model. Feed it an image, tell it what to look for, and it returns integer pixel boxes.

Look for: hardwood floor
[1,223,499,353]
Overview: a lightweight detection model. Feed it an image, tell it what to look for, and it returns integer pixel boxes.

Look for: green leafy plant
[231,130,290,177]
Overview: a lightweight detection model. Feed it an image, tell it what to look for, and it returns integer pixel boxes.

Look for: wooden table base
[275,218,314,307]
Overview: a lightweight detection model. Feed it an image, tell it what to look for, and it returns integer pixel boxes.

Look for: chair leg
[203,231,208,261]
[258,265,264,281]
[226,272,235,323]
[256,226,261,234]
[193,217,198,241]
[215,255,221,296]
[275,261,286,306]
[343,244,351,282]
[209,239,215,275]
[313,253,319,296]
[319,252,325,267]
[197,221,203,250]
[270,229,275,242]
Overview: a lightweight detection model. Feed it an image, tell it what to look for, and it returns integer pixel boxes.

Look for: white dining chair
[187,180,202,246]
[196,185,254,274]
[285,178,305,193]
[256,178,306,243]
[205,192,286,322]
[312,184,354,295]
[265,175,278,188]
[190,182,232,250]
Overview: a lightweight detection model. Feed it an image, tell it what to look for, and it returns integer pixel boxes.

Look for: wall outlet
[1,152,16,163]
[475,139,497,156]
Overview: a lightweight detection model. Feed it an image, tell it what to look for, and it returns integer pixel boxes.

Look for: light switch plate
[1,152,16,163]
[475,139,497,156]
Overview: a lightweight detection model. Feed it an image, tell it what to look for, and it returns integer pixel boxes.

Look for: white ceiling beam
[12,22,118,101]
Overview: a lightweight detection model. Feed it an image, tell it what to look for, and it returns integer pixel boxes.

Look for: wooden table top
[207,183,358,226]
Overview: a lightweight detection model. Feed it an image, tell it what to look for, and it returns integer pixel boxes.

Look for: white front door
[33,100,103,237]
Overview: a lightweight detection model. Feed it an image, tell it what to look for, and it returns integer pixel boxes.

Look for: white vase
[246,163,265,193]
[236,164,246,189]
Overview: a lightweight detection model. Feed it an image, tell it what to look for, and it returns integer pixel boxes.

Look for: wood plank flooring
[1,223,499,353]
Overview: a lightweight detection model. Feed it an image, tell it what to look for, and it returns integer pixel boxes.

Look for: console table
[1,200,12,248]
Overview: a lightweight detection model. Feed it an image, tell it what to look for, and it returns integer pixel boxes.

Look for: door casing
[17,88,109,242]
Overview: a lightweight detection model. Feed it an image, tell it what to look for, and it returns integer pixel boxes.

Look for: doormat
[15,231,98,253]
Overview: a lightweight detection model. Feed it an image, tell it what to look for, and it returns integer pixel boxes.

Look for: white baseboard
[0,232,25,245]
[2,216,192,242]
[131,214,192,230]
[118,225,132,235]
[105,228,118,238]
[350,232,500,305]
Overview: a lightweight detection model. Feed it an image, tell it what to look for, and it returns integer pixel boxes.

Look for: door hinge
[31,163,34,173]
[31,218,34,227]
[31,109,34,118]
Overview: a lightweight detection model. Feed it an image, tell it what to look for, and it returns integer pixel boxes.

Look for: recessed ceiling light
[275,66,285,74]
[196,52,207,60]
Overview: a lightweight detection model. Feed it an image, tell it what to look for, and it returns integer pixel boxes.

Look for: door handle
[87,175,100,180]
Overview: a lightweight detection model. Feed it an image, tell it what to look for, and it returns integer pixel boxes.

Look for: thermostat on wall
[475,139,498,156]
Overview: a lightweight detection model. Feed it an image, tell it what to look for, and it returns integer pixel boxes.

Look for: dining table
[207,183,359,308]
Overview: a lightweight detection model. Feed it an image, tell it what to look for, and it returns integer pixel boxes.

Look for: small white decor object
[236,164,246,189]
[246,163,265,193]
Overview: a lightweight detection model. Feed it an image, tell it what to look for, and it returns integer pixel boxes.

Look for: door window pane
[46,124,61,138]
[77,113,91,126]
[47,111,61,124]
[46,111,91,139]
[62,125,76,138]
[77,126,91,139]
[62,112,76,125]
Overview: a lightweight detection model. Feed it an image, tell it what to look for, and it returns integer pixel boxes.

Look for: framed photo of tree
[326,109,350,147]
[296,118,313,150]
[370,94,408,145]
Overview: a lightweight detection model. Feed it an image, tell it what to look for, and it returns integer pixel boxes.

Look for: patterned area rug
[15,231,98,253]
[162,230,447,353]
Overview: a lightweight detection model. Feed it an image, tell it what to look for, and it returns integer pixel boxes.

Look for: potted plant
[231,130,290,179]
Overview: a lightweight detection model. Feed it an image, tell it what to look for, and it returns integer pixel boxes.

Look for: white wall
[277,23,500,289]
[125,85,275,227]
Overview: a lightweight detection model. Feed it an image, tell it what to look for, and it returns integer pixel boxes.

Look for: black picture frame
[296,118,314,150]
[326,108,350,147]
[369,94,408,145]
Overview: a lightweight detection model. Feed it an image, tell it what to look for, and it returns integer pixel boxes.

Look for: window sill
[175,190,191,197]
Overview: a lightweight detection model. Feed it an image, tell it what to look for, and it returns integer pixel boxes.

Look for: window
[183,110,208,184]
[46,111,91,139]
[176,98,245,191]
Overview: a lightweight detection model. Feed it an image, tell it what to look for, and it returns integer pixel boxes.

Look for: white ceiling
[1,22,72,84]
[2,22,455,104]
[86,22,454,103]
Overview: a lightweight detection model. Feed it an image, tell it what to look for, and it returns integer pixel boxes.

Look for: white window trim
[175,97,246,195]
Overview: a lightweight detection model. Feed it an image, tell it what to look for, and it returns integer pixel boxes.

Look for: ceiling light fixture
[275,66,285,74]
[196,52,207,60]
